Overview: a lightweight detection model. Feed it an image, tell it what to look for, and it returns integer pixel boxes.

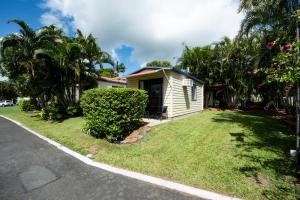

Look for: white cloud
[140,62,147,68]
[41,0,243,65]
[40,12,62,27]
[40,12,70,33]
[110,49,119,62]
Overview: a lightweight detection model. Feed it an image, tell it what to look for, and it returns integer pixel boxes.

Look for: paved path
[0,117,202,200]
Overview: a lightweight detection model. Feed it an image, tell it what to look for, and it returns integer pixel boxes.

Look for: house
[74,77,126,102]
[97,76,126,88]
[126,67,204,119]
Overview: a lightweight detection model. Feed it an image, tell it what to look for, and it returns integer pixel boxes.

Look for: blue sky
[0,0,141,75]
[0,0,243,79]
[0,0,43,37]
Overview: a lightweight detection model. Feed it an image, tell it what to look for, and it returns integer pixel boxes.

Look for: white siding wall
[170,72,203,117]
[97,80,126,88]
[126,70,204,118]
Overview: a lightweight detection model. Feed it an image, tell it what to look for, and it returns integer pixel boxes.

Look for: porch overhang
[125,66,204,85]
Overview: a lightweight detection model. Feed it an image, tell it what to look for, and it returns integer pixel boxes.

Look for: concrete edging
[0,115,241,200]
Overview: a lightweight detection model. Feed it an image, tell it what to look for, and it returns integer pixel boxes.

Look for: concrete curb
[0,115,242,200]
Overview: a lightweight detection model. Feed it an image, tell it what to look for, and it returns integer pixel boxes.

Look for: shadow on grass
[28,112,74,124]
[213,110,296,199]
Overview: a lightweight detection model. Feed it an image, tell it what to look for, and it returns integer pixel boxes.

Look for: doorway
[139,78,163,116]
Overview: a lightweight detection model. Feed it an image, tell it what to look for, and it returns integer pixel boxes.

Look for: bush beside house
[80,88,148,141]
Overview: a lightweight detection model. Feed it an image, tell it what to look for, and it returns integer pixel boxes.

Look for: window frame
[191,84,197,101]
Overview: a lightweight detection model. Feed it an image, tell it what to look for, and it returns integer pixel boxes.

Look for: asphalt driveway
[0,117,202,200]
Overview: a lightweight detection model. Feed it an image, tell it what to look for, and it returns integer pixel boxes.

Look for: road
[0,117,202,200]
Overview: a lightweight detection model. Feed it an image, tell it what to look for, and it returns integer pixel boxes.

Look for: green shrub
[80,88,148,141]
[40,108,48,120]
[66,104,82,116]
[39,97,62,120]
[19,99,35,112]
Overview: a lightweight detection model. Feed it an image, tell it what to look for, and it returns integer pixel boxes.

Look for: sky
[0,0,244,76]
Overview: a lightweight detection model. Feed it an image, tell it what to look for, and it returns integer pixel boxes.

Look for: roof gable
[127,67,204,84]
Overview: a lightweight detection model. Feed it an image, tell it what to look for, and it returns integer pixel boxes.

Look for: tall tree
[0,81,17,100]
[146,60,172,67]
[0,20,63,106]
[97,68,118,78]
[179,36,260,108]
[0,19,116,110]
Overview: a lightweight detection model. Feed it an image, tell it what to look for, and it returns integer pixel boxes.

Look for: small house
[97,76,127,88]
[126,67,204,119]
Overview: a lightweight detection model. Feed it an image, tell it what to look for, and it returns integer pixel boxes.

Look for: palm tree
[179,36,260,108]
[0,19,63,106]
[0,19,123,111]
[0,20,117,109]
[114,61,125,73]
[239,0,296,37]
[75,29,125,74]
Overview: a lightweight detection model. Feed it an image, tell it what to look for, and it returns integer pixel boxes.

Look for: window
[139,80,144,90]
[191,85,197,101]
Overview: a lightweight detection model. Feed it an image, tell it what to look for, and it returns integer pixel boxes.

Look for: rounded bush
[18,99,35,112]
[80,88,148,141]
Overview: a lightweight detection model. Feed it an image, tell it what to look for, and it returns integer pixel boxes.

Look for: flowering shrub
[281,43,292,52]
[265,41,300,84]
[266,41,275,49]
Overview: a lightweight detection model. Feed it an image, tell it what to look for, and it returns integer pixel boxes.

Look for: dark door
[140,78,163,115]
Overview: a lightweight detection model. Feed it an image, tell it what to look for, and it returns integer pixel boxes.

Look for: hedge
[80,88,148,141]
[18,99,35,112]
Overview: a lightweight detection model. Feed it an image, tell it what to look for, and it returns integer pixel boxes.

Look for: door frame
[139,78,163,115]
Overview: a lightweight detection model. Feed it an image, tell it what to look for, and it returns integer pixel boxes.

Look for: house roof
[97,76,127,84]
[126,67,204,84]
[125,69,163,78]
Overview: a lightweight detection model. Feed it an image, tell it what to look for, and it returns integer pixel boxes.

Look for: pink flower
[266,41,275,49]
[281,43,292,52]
[284,84,292,92]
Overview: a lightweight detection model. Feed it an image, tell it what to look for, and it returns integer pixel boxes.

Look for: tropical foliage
[0,19,125,117]
[18,99,36,112]
[0,81,17,100]
[177,0,299,109]
[146,60,172,67]
[179,36,261,108]
[97,68,118,78]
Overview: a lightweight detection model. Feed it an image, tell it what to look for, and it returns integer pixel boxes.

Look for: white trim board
[0,115,241,200]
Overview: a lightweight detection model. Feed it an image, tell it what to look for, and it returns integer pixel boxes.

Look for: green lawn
[0,106,297,199]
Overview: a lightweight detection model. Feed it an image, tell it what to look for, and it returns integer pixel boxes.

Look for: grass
[0,106,297,199]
